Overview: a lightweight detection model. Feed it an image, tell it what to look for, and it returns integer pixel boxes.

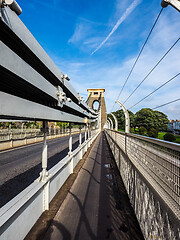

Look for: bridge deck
[33,132,144,240]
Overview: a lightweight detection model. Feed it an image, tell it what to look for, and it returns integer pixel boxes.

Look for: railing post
[39,121,49,181]
[79,125,82,147]
[84,124,88,152]
[85,125,87,142]
[68,123,74,173]
[87,124,91,147]
[79,125,83,159]
[90,124,93,144]
[49,126,51,137]
[9,124,12,140]
[89,124,92,144]
[38,121,50,211]
[68,123,72,155]
[24,126,26,138]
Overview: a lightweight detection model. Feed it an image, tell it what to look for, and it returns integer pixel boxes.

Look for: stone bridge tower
[87,89,107,129]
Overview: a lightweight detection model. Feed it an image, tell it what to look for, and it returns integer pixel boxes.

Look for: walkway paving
[43,132,144,240]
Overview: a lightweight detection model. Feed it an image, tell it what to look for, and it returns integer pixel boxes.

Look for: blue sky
[17,0,180,119]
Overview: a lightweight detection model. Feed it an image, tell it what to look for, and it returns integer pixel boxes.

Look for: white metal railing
[0,127,85,151]
[0,129,100,240]
[105,129,180,219]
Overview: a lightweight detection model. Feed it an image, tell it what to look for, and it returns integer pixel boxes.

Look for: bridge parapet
[105,129,180,240]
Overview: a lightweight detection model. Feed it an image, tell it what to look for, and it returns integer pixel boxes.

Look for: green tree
[135,108,155,131]
[163,133,176,142]
[148,128,158,138]
[56,122,69,129]
[154,111,168,131]
[135,108,168,132]
[24,121,37,128]
[139,126,148,136]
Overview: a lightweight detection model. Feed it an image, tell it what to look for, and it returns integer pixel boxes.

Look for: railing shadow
[44,220,72,240]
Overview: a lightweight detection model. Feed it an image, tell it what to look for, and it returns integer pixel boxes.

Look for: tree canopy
[135,108,168,131]
[108,108,169,137]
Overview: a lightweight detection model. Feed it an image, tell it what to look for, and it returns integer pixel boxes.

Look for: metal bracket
[61,73,70,84]
[161,0,180,12]
[0,0,2,18]
[61,74,64,84]
[1,0,22,15]
[77,93,83,104]
[64,74,70,81]
[56,86,71,108]
[0,0,6,17]
[88,113,92,119]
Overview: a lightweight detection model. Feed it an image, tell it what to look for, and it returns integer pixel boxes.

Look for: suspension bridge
[0,1,180,239]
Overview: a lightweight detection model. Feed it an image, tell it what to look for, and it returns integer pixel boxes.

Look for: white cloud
[50,6,180,120]
[91,0,142,55]
[68,23,88,44]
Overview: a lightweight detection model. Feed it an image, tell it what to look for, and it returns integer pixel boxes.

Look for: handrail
[0,4,98,123]
[105,129,180,219]
[110,129,180,151]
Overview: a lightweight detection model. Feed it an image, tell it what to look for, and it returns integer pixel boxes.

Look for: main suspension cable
[110,7,163,112]
[123,37,180,104]
[129,72,180,109]
[152,98,180,110]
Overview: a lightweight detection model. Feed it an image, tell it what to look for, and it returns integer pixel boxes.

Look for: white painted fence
[0,128,84,151]
[0,129,100,240]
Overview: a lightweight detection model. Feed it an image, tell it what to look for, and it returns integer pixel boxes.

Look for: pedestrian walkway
[43,132,144,240]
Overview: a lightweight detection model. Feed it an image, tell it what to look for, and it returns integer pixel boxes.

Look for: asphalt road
[0,133,84,207]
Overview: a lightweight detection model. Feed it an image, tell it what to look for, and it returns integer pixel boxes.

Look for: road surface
[0,133,84,207]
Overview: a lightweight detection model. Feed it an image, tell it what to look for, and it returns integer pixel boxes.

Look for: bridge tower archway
[87,89,107,129]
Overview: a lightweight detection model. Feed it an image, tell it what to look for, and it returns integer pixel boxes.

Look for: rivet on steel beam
[64,74,70,81]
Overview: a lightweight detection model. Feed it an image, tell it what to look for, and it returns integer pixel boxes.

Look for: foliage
[108,107,169,138]
[163,133,176,142]
[4,122,17,129]
[24,121,38,128]
[56,122,69,129]
[148,128,158,138]
[134,108,168,132]
[175,135,180,144]
[135,108,155,131]
[154,111,168,131]
[158,132,180,144]
[139,127,148,136]
[130,128,135,133]
[157,132,166,140]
